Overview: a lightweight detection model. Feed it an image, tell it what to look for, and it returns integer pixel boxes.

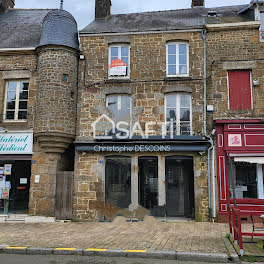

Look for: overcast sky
[15,0,250,29]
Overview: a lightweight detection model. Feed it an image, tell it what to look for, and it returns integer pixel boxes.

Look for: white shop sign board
[0,132,33,154]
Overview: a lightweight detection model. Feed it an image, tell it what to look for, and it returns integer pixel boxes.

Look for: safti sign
[0,132,33,154]
[110,59,126,76]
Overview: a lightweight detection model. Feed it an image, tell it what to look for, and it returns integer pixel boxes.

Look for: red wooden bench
[228,199,264,256]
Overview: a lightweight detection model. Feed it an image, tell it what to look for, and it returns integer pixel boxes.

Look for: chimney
[95,0,111,20]
[0,0,15,13]
[192,0,204,8]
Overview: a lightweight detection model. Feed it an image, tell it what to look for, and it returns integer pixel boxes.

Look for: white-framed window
[106,95,131,136]
[165,93,192,135]
[3,80,29,121]
[108,45,130,78]
[106,95,131,122]
[166,42,189,77]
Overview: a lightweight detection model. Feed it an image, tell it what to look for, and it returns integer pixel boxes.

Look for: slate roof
[0,9,51,49]
[0,9,79,50]
[38,10,79,50]
[80,5,252,34]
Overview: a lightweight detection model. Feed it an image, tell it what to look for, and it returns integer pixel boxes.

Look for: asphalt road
[0,254,235,264]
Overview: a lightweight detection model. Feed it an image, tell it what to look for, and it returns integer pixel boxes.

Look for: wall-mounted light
[253,80,260,86]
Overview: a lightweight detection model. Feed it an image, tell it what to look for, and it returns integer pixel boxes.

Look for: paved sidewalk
[0,217,229,253]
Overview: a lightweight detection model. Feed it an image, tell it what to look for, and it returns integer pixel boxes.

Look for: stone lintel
[2,70,32,80]
[102,86,132,95]
[104,35,131,44]
[163,85,192,93]
[223,61,257,70]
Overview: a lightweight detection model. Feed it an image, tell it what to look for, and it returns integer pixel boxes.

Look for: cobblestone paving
[0,218,229,254]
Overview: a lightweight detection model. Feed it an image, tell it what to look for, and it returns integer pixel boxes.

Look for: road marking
[125,250,147,253]
[86,248,107,251]
[55,248,76,250]
[5,247,27,249]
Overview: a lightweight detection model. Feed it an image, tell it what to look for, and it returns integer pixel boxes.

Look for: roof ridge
[13,8,57,11]
[109,4,246,17]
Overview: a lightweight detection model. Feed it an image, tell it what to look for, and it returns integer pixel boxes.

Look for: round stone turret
[35,9,79,153]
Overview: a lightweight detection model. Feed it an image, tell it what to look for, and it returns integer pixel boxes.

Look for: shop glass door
[165,156,194,217]
[105,156,131,209]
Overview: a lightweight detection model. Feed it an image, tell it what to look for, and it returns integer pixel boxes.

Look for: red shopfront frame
[216,120,264,222]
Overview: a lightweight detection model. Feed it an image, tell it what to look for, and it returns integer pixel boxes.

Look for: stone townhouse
[0,0,79,218]
[75,0,212,222]
[205,0,264,222]
[75,0,264,222]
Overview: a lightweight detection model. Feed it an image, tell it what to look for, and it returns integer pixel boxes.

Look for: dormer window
[108,45,130,78]
[208,11,217,17]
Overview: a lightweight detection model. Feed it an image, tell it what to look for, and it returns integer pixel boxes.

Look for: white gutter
[0,47,35,52]
[205,21,260,29]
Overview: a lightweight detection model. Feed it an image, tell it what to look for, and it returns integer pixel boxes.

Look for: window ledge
[164,77,192,81]
[2,120,27,123]
[105,79,132,84]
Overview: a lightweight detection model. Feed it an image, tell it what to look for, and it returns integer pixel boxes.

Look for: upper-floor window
[166,42,189,77]
[109,45,130,78]
[107,95,131,122]
[165,93,192,135]
[228,70,252,110]
[4,80,29,121]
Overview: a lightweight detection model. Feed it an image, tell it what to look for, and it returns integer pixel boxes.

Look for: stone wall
[73,152,209,221]
[29,143,59,216]
[76,31,209,221]
[35,46,78,136]
[0,52,37,130]
[0,46,78,217]
[206,26,264,125]
[78,32,205,141]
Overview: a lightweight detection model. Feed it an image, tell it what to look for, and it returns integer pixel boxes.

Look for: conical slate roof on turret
[38,9,79,50]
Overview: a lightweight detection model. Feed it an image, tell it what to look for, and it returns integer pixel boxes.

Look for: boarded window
[228,70,252,110]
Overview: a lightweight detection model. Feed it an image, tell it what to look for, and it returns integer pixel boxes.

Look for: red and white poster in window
[110,59,126,76]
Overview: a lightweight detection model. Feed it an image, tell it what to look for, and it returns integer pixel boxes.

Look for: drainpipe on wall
[212,139,216,219]
[201,29,207,136]
[201,29,216,221]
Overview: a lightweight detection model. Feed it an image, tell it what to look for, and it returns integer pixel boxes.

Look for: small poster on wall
[4,164,12,175]
[0,167,4,175]
[2,188,9,199]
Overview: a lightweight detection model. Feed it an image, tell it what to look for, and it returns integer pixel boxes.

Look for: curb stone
[0,246,235,262]
[3,247,27,254]
[176,252,229,263]
[26,247,53,255]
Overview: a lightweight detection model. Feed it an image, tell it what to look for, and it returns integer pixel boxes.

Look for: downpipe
[202,29,216,221]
